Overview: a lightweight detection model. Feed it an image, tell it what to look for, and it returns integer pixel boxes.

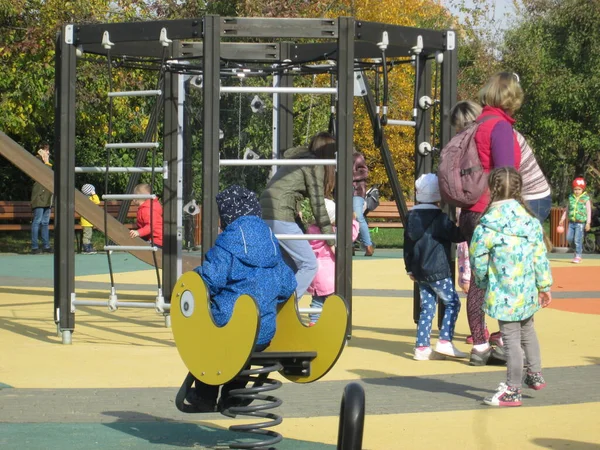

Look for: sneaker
[469,346,492,366]
[414,347,433,361]
[489,331,503,346]
[42,247,54,253]
[435,341,468,358]
[572,256,582,264]
[484,383,522,407]
[489,345,507,364]
[31,248,41,255]
[466,328,490,344]
[414,347,446,361]
[524,372,546,390]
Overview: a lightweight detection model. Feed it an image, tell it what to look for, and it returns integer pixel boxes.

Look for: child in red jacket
[129,183,163,248]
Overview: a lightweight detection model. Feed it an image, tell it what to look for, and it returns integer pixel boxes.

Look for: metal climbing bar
[75,166,165,173]
[71,299,171,310]
[104,245,159,252]
[219,159,337,166]
[105,142,160,149]
[108,90,162,97]
[276,233,336,241]
[102,194,156,200]
[386,119,416,127]
[220,86,337,94]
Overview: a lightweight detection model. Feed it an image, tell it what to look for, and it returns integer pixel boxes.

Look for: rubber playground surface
[0,249,599,449]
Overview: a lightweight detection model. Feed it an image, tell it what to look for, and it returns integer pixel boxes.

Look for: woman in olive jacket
[260,132,335,300]
[30,145,53,253]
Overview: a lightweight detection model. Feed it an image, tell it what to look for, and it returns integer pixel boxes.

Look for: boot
[364,245,374,257]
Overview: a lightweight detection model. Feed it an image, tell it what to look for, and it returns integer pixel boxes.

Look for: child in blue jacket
[187,185,297,412]
[404,173,467,361]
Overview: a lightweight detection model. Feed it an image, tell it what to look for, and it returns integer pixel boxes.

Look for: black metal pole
[360,73,410,226]
[202,15,221,254]
[337,17,355,338]
[163,41,180,305]
[55,28,77,342]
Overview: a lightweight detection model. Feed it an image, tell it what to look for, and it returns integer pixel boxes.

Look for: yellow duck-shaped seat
[171,270,349,387]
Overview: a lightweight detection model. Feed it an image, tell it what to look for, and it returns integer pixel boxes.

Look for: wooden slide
[0,131,201,272]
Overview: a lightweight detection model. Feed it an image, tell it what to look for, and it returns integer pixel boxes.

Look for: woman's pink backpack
[437,117,497,208]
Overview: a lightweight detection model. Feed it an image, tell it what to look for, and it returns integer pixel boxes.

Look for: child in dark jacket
[404,173,467,361]
[187,185,297,412]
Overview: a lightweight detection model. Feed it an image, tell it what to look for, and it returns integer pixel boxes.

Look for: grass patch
[1,226,406,254]
[369,227,404,248]
[0,231,108,254]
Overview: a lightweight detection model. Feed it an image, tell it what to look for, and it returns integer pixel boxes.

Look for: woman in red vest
[459,73,523,366]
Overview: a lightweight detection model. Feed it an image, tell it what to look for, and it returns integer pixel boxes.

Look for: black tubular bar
[337,382,365,450]
[355,20,445,54]
[336,17,355,338]
[360,72,410,227]
[182,81,195,248]
[162,41,180,305]
[220,17,337,39]
[414,57,433,176]
[442,31,459,317]
[292,40,417,61]
[277,43,294,155]
[181,42,281,62]
[413,55,433,325]
[55,28,77,334]
[72,19,202,45]
[440,31,458,159]
[201,15,221,253]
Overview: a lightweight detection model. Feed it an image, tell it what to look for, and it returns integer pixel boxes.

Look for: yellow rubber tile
[1,255,598,388]
[202,403,600,449]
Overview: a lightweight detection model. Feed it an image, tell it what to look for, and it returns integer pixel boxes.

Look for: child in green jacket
[470,167,553,407]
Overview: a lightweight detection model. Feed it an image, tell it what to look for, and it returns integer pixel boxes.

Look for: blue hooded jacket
[403,204,465,282]
[195,215,297,345]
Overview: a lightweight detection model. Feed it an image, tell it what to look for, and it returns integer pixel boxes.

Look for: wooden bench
[366,200,413,228]
[0,200,138,252]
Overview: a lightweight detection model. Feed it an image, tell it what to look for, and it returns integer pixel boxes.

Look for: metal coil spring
[222,361,284,450]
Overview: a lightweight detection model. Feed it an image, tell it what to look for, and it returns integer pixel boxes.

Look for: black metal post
[441,31,459,321]
[336,17,355,337]
[54,28,77,341]
[182,81,195,248]
[202,15,221,253]
[163,41,180,304]
[361,73,411,226]
[277,42,294,154]
[413,55,433,324]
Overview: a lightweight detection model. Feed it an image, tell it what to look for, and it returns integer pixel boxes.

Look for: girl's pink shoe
[465,328,490,344]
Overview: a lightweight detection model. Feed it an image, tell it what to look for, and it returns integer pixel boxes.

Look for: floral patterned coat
[470,199,552,322]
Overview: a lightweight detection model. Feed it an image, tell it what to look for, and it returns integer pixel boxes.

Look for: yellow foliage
[324,0,448,199]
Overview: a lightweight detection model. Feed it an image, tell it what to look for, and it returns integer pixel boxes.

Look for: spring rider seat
[171,270,349,449]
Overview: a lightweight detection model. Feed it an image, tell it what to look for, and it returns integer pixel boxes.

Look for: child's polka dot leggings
[416,277,461,348]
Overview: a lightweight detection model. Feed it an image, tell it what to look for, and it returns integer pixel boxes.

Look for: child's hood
[406,205,441,241]
[479,199,538,237]
[215,215,282,268]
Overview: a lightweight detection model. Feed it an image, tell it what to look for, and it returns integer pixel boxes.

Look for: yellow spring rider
[171,270,349,448]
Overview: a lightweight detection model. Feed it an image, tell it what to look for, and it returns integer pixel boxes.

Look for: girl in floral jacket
[470,167,553,407]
